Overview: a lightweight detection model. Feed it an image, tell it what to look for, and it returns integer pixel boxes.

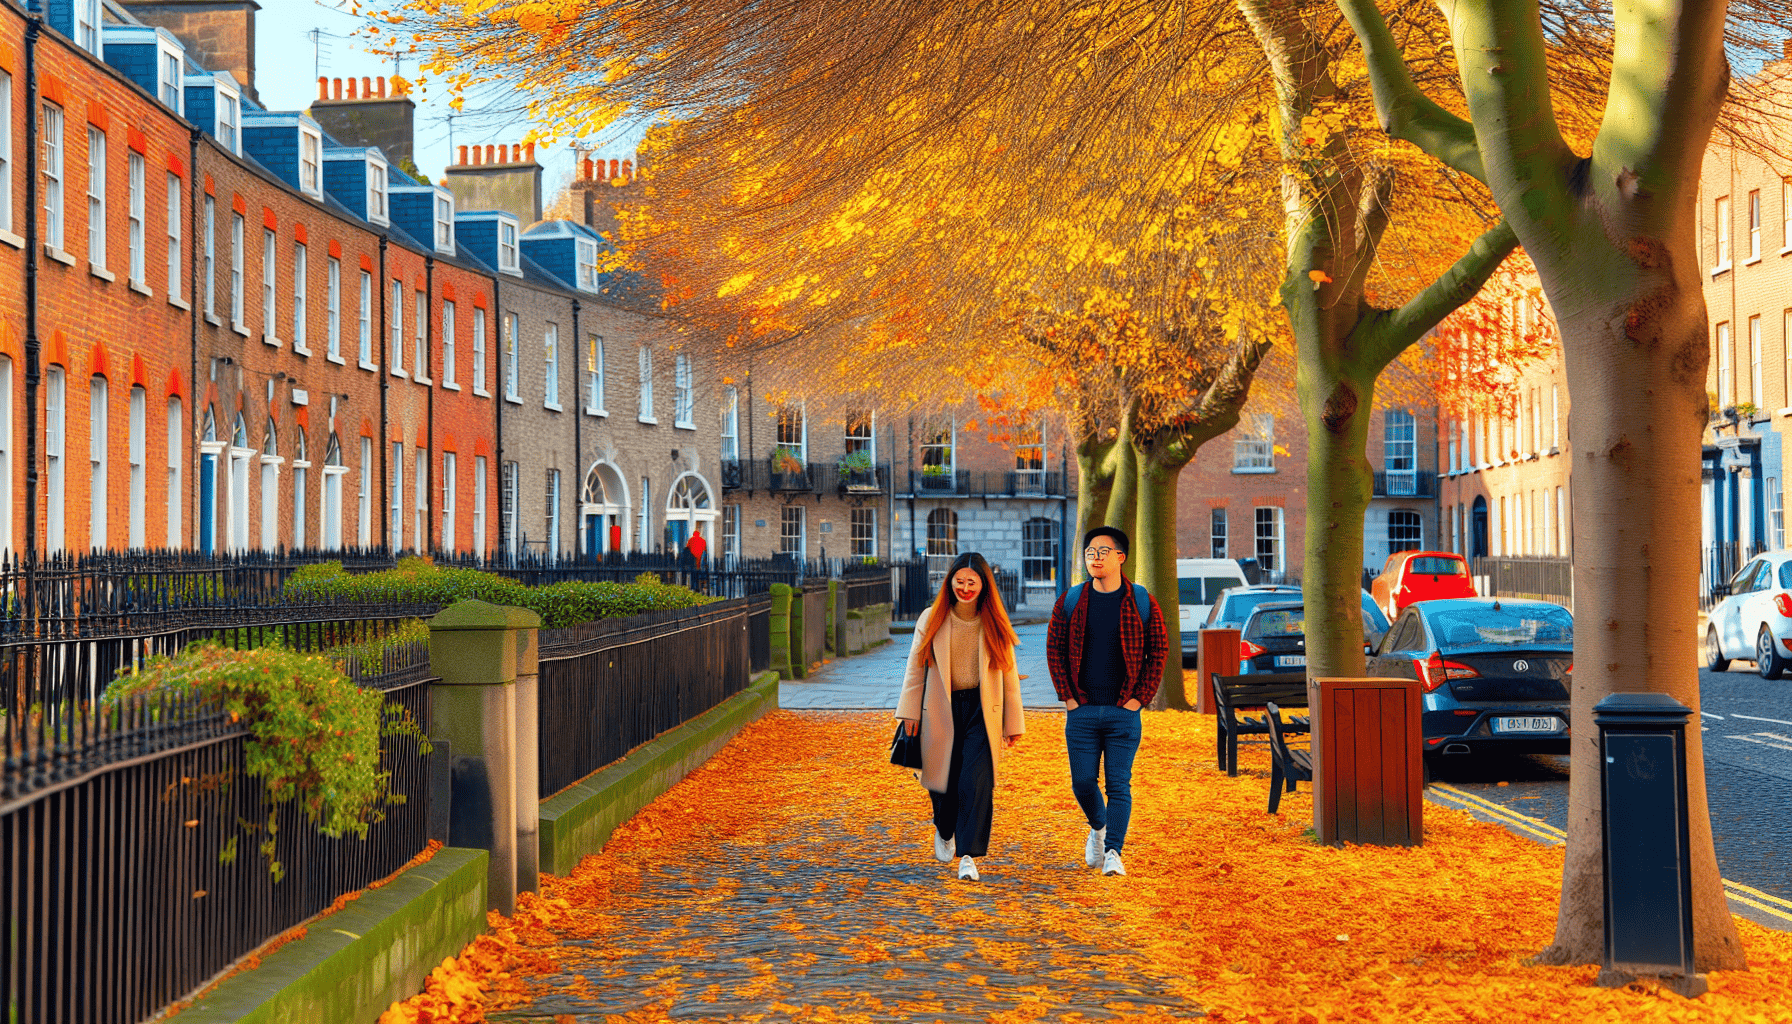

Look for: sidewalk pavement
[779,620,1066,710]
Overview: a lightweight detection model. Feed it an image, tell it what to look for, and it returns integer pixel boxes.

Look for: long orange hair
[918,552,1018,672]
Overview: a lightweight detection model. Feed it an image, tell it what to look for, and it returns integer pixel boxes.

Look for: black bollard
[1593,692,1707,998]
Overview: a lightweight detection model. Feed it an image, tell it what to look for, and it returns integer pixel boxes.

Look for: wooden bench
[1212,672,1309,776]
[1265,701,1313,814]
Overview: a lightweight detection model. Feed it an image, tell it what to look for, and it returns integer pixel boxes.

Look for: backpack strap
[1064,581,1152,625]
[1063,581,1087,618]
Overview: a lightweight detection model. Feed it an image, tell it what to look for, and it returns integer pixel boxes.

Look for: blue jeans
[1065,704,1142,853]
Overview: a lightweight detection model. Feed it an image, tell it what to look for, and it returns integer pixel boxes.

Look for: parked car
[1175,558,1253,662]
[1367,597,1573,770]
[1370,550,1477,620]
[1187,583,1303,666]
[1232,594,1393,674]
[1706,551,1792,678]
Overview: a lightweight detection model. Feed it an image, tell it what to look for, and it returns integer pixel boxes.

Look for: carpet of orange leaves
[378,710,1792,1023]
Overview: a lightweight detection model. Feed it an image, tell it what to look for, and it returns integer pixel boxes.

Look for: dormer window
[366,159,389,225]
[299,127,322,197]
[434,195,455,254]
[577,239,599,291]
[217,88,240,154]
[499,220,519,273]
[158,42,184,114]
[75,0,101,56]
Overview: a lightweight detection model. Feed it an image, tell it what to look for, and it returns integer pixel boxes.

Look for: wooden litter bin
[1195,628,1241,715]
[1309,677,1423,846]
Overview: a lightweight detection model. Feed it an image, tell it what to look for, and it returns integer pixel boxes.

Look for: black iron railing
[535,599,752,797]
[905,470,1067,498]
[1472,556,1573,609]
[1373,470,1437,498]
[841,567,893,610]
[720,458,893,496]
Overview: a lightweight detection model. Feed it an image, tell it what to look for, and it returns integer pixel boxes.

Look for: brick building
[0,0,710,561]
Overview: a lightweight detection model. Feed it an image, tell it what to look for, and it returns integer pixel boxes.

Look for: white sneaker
[958,855,979,881]
[1084,827,1106,868]
[934,831,955,863]
[1103,849,1126,877]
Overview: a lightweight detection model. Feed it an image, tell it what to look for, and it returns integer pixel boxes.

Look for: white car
[1707,551,1792,678]
[1175,557,1251,665]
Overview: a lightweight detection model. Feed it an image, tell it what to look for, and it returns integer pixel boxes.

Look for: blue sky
[253,1,645,197]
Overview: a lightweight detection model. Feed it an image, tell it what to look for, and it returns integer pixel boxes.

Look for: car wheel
[1707,626,1731,673]
[1758,627,1787,680]
[1421,752,1437,786]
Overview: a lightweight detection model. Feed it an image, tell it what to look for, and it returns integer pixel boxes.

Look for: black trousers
[930,688,994,858]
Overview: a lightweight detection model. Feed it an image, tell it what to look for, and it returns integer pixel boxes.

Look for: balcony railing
[721,458,892,495]
[1373,470,1435,499]
[904,470,1066,498]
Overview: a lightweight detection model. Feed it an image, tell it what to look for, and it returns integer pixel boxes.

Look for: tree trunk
[1531,265,1747,972]
[1073,428,1120,587]
[1296,363,1376,679]
[1105,409,1139,536]
[1134,453,1188,706]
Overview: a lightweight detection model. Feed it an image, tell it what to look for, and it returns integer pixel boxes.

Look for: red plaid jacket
[1045,575,1169,707]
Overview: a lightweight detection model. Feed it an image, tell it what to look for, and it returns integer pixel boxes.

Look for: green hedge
[283,558,715,629]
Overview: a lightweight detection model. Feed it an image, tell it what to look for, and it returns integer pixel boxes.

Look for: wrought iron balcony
[1372,470,1436,499]
[903,470,1067,498]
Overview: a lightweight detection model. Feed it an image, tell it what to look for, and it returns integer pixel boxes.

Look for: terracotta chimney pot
[347,78,358,99]
[581,158,594,181]
[621,159,633,181]
[362,77,372,99]
[525,142,536,163]
[317,77,329,100]
[485,144,496,165]
[333,78,342,100]
[458,145,469,166]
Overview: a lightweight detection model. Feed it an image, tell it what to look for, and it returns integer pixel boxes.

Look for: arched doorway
[665,471,718,554]
[580,461,629,559]
[1471,496,1489,558]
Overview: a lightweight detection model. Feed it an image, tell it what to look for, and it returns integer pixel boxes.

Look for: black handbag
[890,721,924,769]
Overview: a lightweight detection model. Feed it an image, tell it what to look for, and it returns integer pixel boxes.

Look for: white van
[1174,557,1251,630]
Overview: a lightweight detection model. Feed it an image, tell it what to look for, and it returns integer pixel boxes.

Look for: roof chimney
[118,1,262,105]
[306,74,419,172]
[443,142,545,226]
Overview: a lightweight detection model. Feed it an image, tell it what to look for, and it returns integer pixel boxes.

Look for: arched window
[664,471,717,553]
[321,433,345,550]
[228,414,252,552]
[926,507,958,571]
[259,418,281,550]
[292,430,309,549]
[199,406,219,555]
[1388,509,1422,553]
[580,462,628,559]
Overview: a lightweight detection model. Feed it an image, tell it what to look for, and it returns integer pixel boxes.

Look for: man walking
[1044,526,1168,877]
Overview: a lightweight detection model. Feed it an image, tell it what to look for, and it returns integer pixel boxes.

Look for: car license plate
[1275,655,1306,667]
[1492,716,1562,734]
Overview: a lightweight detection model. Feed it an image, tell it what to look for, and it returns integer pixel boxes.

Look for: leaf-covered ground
[380,710,1792,1023]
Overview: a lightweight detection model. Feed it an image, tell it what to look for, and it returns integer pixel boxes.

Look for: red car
[1371,550,1477,620]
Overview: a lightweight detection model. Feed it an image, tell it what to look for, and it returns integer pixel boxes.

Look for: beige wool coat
[894,606,1026,793]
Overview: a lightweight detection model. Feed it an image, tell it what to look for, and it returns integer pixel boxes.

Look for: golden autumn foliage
[377,712,1792,1023]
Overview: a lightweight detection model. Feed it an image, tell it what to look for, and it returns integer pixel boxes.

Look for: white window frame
[1233,413,1275,472]
[415,449,428,551]
[544,323,561,409]
[292,241,308,352]
[166,397,182,547]
[1717,321,1733,408]
[46,367,64,554]
[89,377,107,549]
[414,290,429,382]
[258,422,281,552]
[328,258,342,361]
[157,41,184,114]
[215,84,240,155]
[546,469,561,563]
[1254,506,1285,573]
[358,436,372,547]
[474,455,488,558]
[442,451,457,550]
[128,386,145,549]
[292,433,308,550]
[1211,507,1227,559]
[502,461,518,557]
[0,72,12,234]
[1714,195,1731,273]
[673,353,694,429]
[43,104,64,251]
[504,313,520,401]
[261,227,277,343]
[637,345,656,423]
[391,279,406,376]
[1749,189,1762,261]
[472,307,488,395]
[166,173,182,301]
[918,416,950,482]
[721,387,738,461]
[442,301,458,387]
[127,151,145,287]
[298,125,322,198]
[359,271,375,368]
[498,219,519,273]
[205,194,216,317]
[1751,314,1763,409]
[576,238,599,291]
[434,194,455,254]
[87,127,106,271]
[229,212,245,329]
[585,334,605,414]
[366,158,389,226]
[391,442,405,551]
[75,0,101,55]
[851,506,878,559]
[1013,420,1043,491]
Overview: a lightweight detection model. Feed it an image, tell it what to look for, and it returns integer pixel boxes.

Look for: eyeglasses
[1083,546,1118,559]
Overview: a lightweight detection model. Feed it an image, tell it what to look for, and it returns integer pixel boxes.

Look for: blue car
[1199,586,1391,670]
[1366,597,1573,769]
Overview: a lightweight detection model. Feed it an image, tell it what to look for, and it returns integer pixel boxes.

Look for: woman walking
[895,552,1025,880]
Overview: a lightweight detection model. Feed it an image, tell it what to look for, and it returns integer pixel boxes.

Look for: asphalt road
[1428,665,1792,931]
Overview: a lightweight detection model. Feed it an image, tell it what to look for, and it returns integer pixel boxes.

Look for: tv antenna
[306,28,353,81]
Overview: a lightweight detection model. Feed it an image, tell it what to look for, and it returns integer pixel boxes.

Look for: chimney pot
[622,159,633,181]
[347,78,358,99]
[458,145,469,166]
[318,77,329,100]
[525,142,536,163]
[581,158,594,182]
[612,158,622,180]
[362,77,372,99]
[334,78,344,100]
[485,144,496,165]
[378,78,388,99]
